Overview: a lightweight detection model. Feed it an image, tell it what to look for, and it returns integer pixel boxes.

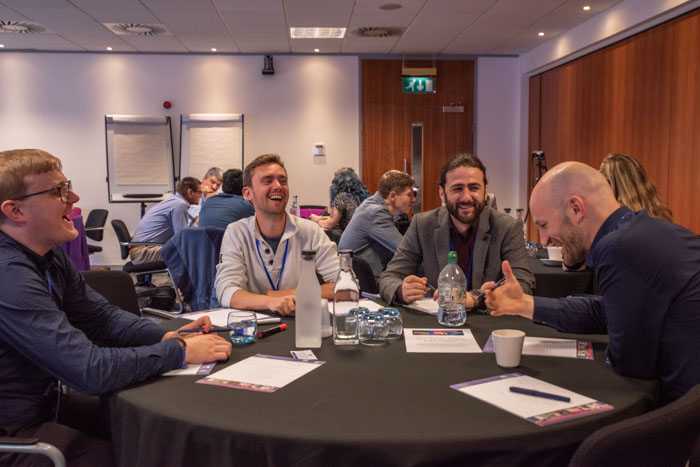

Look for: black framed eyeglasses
[16,180,73,203]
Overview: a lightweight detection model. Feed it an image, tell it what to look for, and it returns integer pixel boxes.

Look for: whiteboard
[105,115,175,203]
[180,114,244,178]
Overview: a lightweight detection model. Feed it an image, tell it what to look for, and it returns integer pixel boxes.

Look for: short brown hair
[243,154,287,188]
[0,149,62,206]
[176,177,201,197]
[378,170,415,199]
[440,153,487,188]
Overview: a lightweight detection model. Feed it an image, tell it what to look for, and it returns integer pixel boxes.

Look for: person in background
[215,154,339,316]
[379,153,534,308]
[485,161,699,402]
[198,168,255,230]
[338,170,416,277]
[310,168,370,231]
[600,153,673,222]
[130,177,202,264]
[187,167,223,224]
[0,149,231,466]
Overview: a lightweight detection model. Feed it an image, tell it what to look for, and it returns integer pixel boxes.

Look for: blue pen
[509,386,571,403]
[178,326,230,334]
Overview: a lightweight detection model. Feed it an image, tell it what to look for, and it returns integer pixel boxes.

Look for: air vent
[104,23,171,36]
[350,26,403,38]
[0,21,48,34]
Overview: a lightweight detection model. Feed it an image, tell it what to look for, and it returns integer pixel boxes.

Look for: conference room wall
[0,54,360,265]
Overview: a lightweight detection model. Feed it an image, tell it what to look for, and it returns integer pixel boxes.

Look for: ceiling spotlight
[583,5,591,10]
[211,48,217,52]
[106,46,113,51]
[314,48,320,53]
[0,44,5,48]
[538,32,545,37]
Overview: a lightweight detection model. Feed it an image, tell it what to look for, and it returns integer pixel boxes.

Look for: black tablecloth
[110,310,656,467]
[529,257,595,298]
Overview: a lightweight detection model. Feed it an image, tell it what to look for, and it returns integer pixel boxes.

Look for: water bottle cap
[338,249,353,257]
[447,250,458,264]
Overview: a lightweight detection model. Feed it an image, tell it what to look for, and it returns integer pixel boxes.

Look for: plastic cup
[492,329,525,368]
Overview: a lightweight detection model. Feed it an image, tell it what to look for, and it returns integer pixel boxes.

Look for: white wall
[0,53,359,265]
[475,56,523,214]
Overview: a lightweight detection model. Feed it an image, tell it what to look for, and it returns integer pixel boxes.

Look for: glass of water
[381,307,403,339]
[227,311,257,344]
[358,311,388,346]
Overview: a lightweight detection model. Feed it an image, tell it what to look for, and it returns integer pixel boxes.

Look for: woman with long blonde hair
[600,153,673,222]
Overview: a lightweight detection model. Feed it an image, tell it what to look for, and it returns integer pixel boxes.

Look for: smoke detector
[0,21,49,34]
[350,26,404,38]
[104,23,171,36]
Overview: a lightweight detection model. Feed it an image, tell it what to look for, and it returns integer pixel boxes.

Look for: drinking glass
[381,307,403,339]
[227,311,257,344]
[358,311,388,346]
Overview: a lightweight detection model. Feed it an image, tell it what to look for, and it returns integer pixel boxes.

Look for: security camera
[262,55,275,75]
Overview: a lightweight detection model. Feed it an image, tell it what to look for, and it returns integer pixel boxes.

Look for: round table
[110,309,656,467]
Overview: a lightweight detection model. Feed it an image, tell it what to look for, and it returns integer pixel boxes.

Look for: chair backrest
[352,255,378,294]
[325,228,342,245]
[161,226,226,311]
[84,209,109,241]
[568,384,700,467]
[110,219,132,260]
[81,270,141,316]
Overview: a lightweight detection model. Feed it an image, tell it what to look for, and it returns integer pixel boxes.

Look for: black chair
[81,270,141,316]
[568,384,700,467]
[110,219,183,313]
[325,228,342,245]
[352,255,379,294]
[0,438,66,467]
[84,209,108,254]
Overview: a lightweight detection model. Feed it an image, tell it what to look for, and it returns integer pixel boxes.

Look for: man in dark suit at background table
[0,149,231,466]
[379,153,534,308]
[486,161,700,401]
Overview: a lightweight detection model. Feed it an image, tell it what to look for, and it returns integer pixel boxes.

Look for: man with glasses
[0,149,231,465]
[130,176,203,264]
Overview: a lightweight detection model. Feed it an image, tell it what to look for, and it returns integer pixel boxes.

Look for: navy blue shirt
[533,207,700,400]
[0,231,183,427]
[198,193,255,230]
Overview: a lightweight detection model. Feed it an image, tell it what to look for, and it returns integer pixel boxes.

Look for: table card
[482,335,593,359]
[181,308,281,326]
[404,328,482,353]
[197,354,325,393]
[451,373,613,426]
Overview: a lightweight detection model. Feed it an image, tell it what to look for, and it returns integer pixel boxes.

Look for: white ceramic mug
[547,246,563,261]
[492,329,526,368]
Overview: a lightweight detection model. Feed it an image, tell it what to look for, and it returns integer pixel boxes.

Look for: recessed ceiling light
[583,5,591,11]
[380,3,402,10]
[106,46,112,51]
[290,27,346,39]
[314,48,320,53]
[0,44,4,48]
[538,32,545,37]
[211,48,217,52]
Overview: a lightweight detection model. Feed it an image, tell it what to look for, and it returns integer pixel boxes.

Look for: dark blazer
[378,206,535,304]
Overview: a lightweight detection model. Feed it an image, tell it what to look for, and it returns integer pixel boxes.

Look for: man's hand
[265,294,296,315]
[401,275,430,304]
[484,260,534,319]
[183,334,232,363]
[162,316,213,341]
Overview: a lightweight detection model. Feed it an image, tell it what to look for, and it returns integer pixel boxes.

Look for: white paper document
[404,328,482,353]
[482,335,593,359]
[163,362,216,376]
[407,299,439,315]
[197,354,325,393]
[451,373,613,426]
[181,308,281,326]
[358,298,384,312]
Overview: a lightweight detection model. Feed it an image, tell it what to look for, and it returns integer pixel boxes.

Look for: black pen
[489,277,507,291]
[509,386,571,402]
[178,326,230,334]
[257,324,287,339]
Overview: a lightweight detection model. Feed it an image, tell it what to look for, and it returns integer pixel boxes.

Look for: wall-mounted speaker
[262,55,275,75]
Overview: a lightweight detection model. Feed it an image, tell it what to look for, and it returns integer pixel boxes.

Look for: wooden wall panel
[361,60,474,211]
[529,9,699,234]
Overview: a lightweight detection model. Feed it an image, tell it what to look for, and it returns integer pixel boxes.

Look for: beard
[445,196,485,226]
[559,215,588,265]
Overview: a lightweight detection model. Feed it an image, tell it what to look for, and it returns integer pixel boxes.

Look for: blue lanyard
[255,238,289,291]
[449,237,476,287]
[45,270,52,294]
[612,210,633,231]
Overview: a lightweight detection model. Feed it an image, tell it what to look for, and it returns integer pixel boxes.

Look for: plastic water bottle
[437,251,467,327]
[333,250,360,345]
[290,195,299,217]
[296,250,321,348]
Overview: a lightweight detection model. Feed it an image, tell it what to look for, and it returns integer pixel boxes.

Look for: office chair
[568,384,700,467]
[110,219,183,313]
[351,255,379,294]
[0,438,66,467]
[161,226,226,312]
[81,270,141,316]
[84,209,108,254]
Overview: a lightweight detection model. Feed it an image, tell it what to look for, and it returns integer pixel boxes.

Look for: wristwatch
[469,290,485,310]
[174,337,187,363]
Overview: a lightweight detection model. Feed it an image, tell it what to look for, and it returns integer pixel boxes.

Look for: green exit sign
[402,77,435,94]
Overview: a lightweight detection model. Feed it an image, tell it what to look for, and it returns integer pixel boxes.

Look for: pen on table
[509,386,571,402]
[178,326,230,334]
[257,324,287,339]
